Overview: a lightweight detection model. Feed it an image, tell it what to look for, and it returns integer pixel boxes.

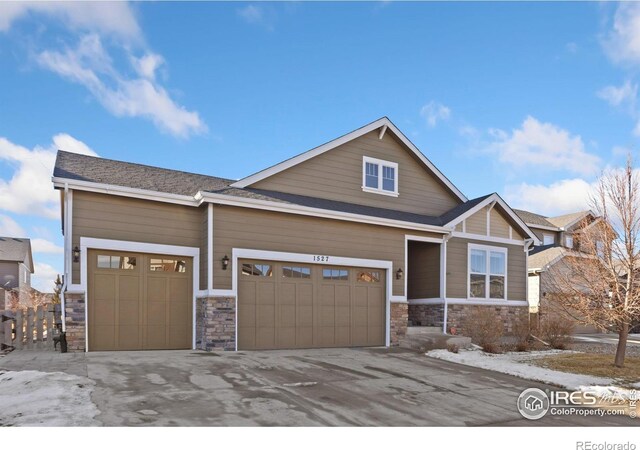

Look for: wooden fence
[0,305,61,351]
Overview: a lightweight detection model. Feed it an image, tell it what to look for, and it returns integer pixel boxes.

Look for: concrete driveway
[0,347,635,426]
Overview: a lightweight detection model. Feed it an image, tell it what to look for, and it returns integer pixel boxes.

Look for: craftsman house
[53,117,538,352]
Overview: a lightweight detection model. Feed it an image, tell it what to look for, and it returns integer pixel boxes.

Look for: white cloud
[31,238,63,254]
[597,80,638,112]
[490,116,600,176]
[237,4,276,31]
[0,215,26,237]
[131,53,164,81]
[32,262,60,293]
[238,5,264,24]
[504,178,594,217]
[0,133,98,219]
[420,101,451,127]
[603,2,640,65]
[0,2,140,41]
[37,34,206,138]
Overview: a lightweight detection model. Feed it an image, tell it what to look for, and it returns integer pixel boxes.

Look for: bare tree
[545,157,640,368]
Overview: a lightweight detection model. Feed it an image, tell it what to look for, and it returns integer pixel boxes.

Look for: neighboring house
[0,237,34,307]
[53,117,539,352]
[515,209,603,333]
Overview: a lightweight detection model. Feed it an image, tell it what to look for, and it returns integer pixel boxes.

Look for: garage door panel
[118,300,139,326]
[255,327,275,349]
[118,326,140,350]
[93,325,115,350]
[147,301,167,326]
[88,250,192,351]
[94,274,116,302]
[237,259,386,351]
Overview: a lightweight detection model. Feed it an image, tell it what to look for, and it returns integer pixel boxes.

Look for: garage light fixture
[396,268,403,280]
[73,246,81,263]
[222,255,230,270]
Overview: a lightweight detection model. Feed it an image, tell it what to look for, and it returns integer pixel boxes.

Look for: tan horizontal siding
[446,237,526,301]
[490,208,511,239]
[466,209,486,236]
[212,205,442,297]
[72,191,205,284]
[252,131,461,216]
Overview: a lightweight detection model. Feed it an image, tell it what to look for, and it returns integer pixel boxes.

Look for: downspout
[60,183,69,331]
[442,231,453,334]
[524,238,534,317]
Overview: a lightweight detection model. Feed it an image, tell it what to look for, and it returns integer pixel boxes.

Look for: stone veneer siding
[446,304,528,335]
[408,304,444,327]
[64,292,86,351]
[196,296,236,351]
[390,302,408,345]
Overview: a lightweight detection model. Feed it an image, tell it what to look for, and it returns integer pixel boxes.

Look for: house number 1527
[313,255,330,262]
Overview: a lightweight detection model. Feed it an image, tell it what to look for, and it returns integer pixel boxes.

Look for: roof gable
[0,237,33,272]
[442,193,540,243]
[231,117,467,203]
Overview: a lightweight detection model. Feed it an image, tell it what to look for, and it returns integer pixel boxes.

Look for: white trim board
[229,248,396,349]
[230,117,468,202]
[408,298,528,307]
[79,237,200,352]
[444,193,540,245]
[450,232,525,246]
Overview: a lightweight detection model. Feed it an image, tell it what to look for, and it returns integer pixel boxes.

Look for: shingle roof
[514,209,556,228]
[528,246,567,271]
[437,194,492,225]
[0,237,33,272]
[54,151,495,228]
[546,211,591,229]
[54,151,233,196]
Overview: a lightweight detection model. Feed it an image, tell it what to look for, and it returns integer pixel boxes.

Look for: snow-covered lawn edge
[427,348,615,390]
[0,370,101,426]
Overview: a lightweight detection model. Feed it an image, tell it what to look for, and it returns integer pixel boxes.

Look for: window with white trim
[362,156,398,196]
[543,233,554,246]
[469,244,507,300]
[565,235,573,249]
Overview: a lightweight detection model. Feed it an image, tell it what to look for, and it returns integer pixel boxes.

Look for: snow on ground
[427,348,614,390]
[0,370,100,426]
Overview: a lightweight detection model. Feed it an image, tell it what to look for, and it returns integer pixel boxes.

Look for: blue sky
[1,1,640,292]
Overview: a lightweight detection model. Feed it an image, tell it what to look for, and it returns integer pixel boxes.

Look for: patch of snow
[0,370,100,426]
[427,348,613,390]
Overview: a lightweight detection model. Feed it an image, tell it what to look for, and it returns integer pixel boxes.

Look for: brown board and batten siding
[212,205,442,297]
[463,207,526,240]
[251,131,461,217]
[446,237,527,301]
[71,191,205,284]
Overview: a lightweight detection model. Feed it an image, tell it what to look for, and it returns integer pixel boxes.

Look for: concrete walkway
[0,347,635,426]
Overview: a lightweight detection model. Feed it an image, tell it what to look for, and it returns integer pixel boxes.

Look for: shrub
[463,307,504,354]
[540,315,575,350]
[511,315,531,352]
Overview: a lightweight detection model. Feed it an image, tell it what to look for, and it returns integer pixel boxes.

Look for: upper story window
[362,156,398,197]
[543,233,554,246]
[565,235,573,249]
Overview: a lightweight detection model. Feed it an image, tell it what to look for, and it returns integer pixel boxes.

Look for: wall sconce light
[72,246,80,263]
[221,255,230,271]
[396,268,403,280]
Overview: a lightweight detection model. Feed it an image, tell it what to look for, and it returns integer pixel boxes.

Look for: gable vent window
[362,156,398,197]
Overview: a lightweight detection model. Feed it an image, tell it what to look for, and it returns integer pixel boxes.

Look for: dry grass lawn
[532,353,640,386]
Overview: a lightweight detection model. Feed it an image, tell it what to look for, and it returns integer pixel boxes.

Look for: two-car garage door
[88,249,192,351]
[238,260,386,350]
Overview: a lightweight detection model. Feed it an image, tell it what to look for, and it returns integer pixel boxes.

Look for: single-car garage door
[88,249,192,351]
[238,260,386,350]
